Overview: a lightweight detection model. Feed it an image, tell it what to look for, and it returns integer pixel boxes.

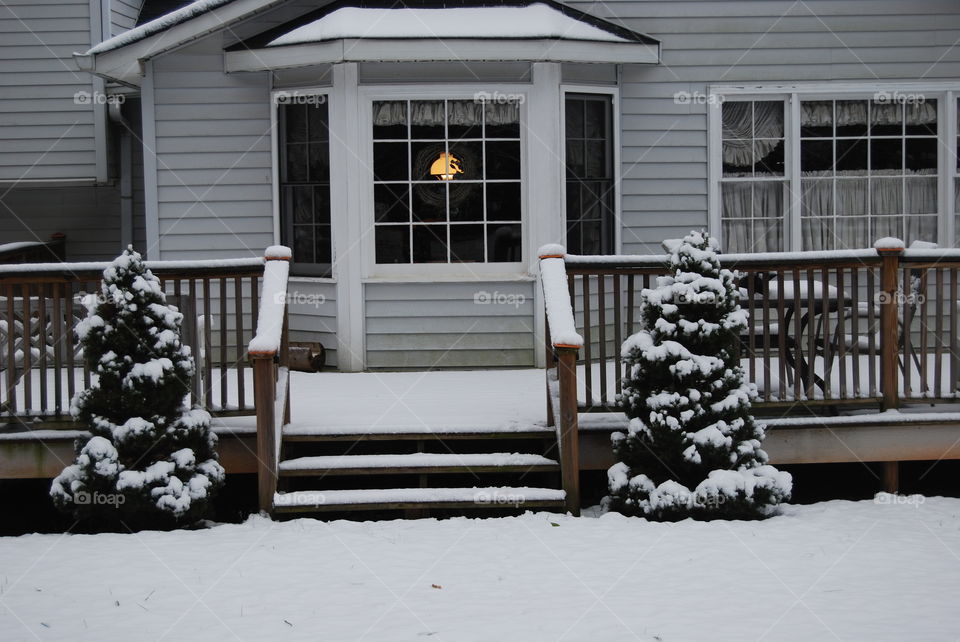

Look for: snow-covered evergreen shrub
[606,231,791,520]
[51,248,224,529]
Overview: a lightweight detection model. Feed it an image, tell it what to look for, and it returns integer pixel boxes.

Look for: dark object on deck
[0,234,66,264]
[288,342,325,372]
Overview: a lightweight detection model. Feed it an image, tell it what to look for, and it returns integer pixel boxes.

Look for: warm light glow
[429,152,463,181]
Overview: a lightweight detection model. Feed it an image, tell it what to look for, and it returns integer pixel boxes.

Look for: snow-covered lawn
[2,498,959,641]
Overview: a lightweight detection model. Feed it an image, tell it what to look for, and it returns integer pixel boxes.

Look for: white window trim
[269,85,337,283]
[560,84,622,254]
[356,83,538,279]
[708,83,960,251]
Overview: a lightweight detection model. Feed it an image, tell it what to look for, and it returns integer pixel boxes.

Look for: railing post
[252,355,277,512]
[556,347,581,516]
[876,239,904,411]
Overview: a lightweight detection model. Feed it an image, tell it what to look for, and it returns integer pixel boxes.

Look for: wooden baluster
[836,267,847,400]
[65,283,75,403]
[235,276,245,409]
[5,284,15,414]
[747,269,756,391]
[251,275,260,332]
[792,268,802,400]
[902,266,912,399]
[253,354,277,513]
[613,273,622,398]
[37,283,48,414]
[220,277,228,410]
[821,268,831,399]
[582,275,592,408]
[625,274,634,383]
[776,269,786,401]
[867,267,877,399]
[850,268,861,398]
[597,274,607,406]
[951,268,958,396]
[52,282,63,416]
[202,278,213,410]
[22,283,32,412]
[935,268,943,397]
[762,272,771,402]
[82,282,91,389]
[806,268,816,399]
[918,267,929,396]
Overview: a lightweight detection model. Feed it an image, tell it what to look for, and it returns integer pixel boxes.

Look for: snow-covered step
[283,421,554,441]
[278,452,559,476]
[273,486,566,512]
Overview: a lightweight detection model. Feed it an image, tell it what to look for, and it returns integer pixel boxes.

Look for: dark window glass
[565,94,614,254]
[373,98,523,265]
[279,101,331,276]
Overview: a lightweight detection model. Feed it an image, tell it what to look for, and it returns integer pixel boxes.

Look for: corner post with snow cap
[874,237,903,414]
[249,245,292,513]
[538,245,583,516]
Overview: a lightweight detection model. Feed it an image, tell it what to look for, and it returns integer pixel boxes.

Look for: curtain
[800,100,937,127]
[372,100,519,127]
[722,101,783,167]
[721,181,783,252]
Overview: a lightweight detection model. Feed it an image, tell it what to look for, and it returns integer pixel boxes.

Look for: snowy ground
[2,498,959,641]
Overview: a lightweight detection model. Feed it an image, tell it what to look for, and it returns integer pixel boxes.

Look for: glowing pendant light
[429,152,463,181]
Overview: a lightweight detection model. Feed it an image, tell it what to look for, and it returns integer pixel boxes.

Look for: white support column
[141,60,160,259]
[330,62,365,371]
[527,62,563,367]
[90,0,108,184]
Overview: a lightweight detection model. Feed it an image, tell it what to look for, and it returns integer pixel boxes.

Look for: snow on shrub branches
[51,248,224,529]
[606,231,791,520]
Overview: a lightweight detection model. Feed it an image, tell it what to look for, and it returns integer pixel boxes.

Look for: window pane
[313,186,330,225]
[755,101,784,138]
[373,101,407,139]
[836,139,867,172]
[566,140,585,177]
[802,179,833,217]
[870,101,902,136]
[907,216,938,245]
[485,101,520,138]
[448,141,483,179]
[835,100,867,136]
[585,140,608,178]
[287,186,313,224]
[411,100,445,139]
[307,104,328,141]
[836,178,868,216]
[314,225,332,264]
[905,137,937,172]
[565,99,583,138]
[487,182,521,221]
[754,140,784,176]
[906,99,937,135]
[411,141,444,181]
[413,225,447,262]
[485,141,521,179]
[871,139,902,171]
[376,226,410,264]
[447,100,482,139]
[835,215,869,249]
[872,215,902,241]
[801,140,833,172]
[802,217,833,251]
[872,178,902,215]
[449,183,483,221]
[412,183,447,223]
[584,100,607,138]
[286,105,307,143]
[905,177,937,214]
[286,143,307,181]
[450,225,484,262]
[308,142,329,182]
[374,142,408,181]
[293,225,313,263]
[374,184,409,223]
[487,224,521,262]
[801,100,833,137]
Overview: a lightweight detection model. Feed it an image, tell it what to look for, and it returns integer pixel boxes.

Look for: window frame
[709,83,960,251]
[358,84,531,279]
[270,86,336,280]
[561,84,621,255]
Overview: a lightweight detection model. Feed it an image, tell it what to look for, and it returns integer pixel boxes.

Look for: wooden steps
[272,422,565,517]
[273,487,566,513]
[279,452,559,476]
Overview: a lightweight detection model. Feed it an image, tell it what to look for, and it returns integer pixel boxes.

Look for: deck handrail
[537,245,581,515]
[247,245,292,513]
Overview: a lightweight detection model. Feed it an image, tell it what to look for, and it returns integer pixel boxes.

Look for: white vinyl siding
[110,0,141,36]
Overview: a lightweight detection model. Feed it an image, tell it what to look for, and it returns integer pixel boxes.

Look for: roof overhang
[225,38,659,71]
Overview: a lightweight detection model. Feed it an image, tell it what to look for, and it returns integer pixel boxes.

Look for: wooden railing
[247,246,291,513]
[0,234,66,264]
[539,241,960,501]
[0,254,267,425]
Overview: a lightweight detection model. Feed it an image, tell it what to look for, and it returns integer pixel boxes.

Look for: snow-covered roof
[86,0,238,55]
[264,5,636,46]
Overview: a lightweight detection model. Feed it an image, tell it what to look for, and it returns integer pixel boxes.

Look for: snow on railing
[538,245,583,349]
[248,246,291,357]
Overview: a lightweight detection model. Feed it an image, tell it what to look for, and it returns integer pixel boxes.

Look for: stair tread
[279,452,559,472]
[274,486,566,508]
[283,421,553,438]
